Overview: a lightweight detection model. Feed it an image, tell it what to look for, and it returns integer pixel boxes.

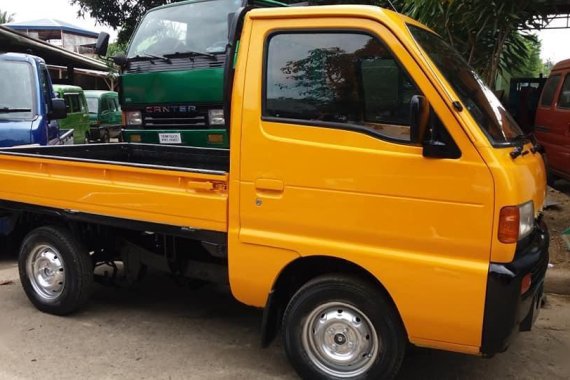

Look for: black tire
[18,226,93,315]
[101,130,110,143]
[547,170,558,187]
[282,275,406,380]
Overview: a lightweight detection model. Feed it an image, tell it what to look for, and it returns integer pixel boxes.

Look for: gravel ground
[0,257,568,380]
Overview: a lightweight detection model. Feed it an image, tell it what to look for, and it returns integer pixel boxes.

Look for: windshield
[0,60,36,120]
[127,0,243,58]
[86,97,98,113]
[408,25,523,146]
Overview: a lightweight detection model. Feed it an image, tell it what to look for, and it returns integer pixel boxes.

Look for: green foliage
[508,36,544,78]
[106,42,128,58]
[71,0,552,86]
[0,9,15,24]
[397,0,552,87]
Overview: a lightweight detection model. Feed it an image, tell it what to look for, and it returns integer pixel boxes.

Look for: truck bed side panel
[0,154,228,232]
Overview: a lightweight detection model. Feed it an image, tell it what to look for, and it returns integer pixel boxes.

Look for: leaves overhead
[0,9,16,24]
[396,0,552,86]
[71,0,553,85]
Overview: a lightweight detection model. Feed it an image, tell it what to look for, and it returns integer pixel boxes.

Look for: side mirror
[50,98,67,120]
[410,95,429,143]
[95,32,110,56]
[112,53,128,67]
[422,110,461,159]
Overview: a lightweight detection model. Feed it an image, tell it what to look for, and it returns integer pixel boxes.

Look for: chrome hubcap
[302,302,379,378]
[26,244,65,300]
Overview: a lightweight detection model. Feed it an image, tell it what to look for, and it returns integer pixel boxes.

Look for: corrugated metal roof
[3,19,98,38]
[0,25,108,71]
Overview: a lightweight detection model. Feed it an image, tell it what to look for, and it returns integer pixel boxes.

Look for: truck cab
[535,59,570,184]
[84,90,122,143]
[0,53,68,147]
[53,85,90,144]
[118,0,286,148]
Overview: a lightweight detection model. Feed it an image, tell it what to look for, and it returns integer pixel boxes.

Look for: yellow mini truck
[0,5,548,379]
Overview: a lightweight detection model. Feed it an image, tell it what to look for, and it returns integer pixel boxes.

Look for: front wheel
[547,170,559,187]
[282,275,406,380]
[18,226,93,315]
[101,130,110,143]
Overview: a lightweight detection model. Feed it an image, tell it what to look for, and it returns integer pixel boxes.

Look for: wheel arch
[261,255,407,347]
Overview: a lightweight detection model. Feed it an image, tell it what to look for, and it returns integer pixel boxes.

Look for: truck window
[64,94,81,113]
[264,32,421,143]
[0,61,35,120]
[38,66,51,107]
[127,0,241,57]
[557,75,570,109]
[540,74,560,108]
[106,98,117,112]
[86,97,98,114]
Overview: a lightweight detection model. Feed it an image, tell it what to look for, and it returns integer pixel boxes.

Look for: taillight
[498,206,519,244]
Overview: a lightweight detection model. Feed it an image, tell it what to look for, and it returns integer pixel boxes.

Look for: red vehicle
[535,59,570,184]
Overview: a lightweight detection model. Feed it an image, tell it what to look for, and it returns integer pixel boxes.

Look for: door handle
[255,178,284,193]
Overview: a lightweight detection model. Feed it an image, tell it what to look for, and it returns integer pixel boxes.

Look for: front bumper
[481,219,549,356]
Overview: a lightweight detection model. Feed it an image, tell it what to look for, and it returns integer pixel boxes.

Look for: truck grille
[143,113,208,129]
[126,55,226,74]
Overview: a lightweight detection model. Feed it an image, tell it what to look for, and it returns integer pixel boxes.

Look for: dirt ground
[0,185,569,379]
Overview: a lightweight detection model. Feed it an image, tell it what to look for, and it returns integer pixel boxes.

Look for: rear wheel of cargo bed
[547,170,559,187]
[101,130,110,143]
[18,226,93,315]
[282,275,406,380]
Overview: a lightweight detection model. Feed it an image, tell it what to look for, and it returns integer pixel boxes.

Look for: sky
[537,19,570,64]
[1,0,570,64]
[0,0,118,42]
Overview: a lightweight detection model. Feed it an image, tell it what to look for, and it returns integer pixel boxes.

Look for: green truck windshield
[127,0,243,58]
[0,61,35,120]
[409,25,523,146]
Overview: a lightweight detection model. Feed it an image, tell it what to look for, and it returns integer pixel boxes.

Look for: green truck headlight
[126,111,142,126]
[208,109,225,126]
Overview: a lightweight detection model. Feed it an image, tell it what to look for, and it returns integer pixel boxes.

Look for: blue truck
[0,52,71,147]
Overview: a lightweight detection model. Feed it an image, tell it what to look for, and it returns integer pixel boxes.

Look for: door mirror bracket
[422,110,461,159]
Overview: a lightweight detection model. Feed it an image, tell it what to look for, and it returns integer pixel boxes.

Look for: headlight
[125,111,142,126]
[208,109,225,126]
[498,201,534,243]
[518,201,534,240]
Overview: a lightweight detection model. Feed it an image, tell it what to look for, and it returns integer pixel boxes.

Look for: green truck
[107,0,286,148]
[84,90,122,143]
[52,84,91,144]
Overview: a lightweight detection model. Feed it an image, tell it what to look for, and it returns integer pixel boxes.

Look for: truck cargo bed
[2,143,229,174]
[0,143,229,232]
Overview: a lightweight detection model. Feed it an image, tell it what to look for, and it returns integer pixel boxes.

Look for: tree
[70,0,184,44]
[397,0,552,87]
[0,9,15,24]
[72,0,552,86]
[509,36,544,78]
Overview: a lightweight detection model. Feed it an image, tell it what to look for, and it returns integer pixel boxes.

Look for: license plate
[158,133,182,144]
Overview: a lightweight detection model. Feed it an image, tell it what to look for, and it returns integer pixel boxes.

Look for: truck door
[537,72,570,178]
[39,64,59,142]
[231,15,494,347]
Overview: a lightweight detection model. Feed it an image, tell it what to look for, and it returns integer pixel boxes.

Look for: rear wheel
[282,275,406,380]
[101,130,110,143]
[547,170,559,187]
[18,226,93,315]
